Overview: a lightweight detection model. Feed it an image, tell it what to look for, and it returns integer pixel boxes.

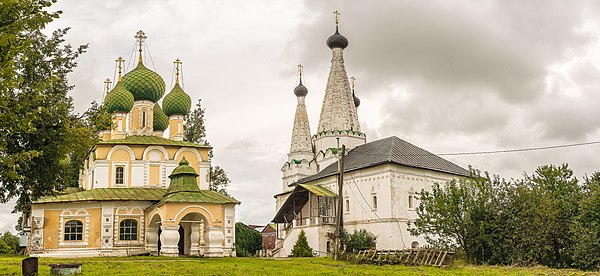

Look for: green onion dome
[122,62,166,102]
[162,83,191,116]
[153,103,169,131]
[105,81,134,113]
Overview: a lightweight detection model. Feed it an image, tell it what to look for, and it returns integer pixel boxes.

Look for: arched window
[409,195,414,209]
[372,196,378,209]
[411,241,420,249]
[345,199,350,212]
[64,220,83,241]
[119,219,138,241]
[115,166,124,185]
[142,111,147,127]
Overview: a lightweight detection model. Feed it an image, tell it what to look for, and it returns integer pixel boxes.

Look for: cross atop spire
[104,78,112,94]
[115,57,125,81]
[135,30,147,63]
[174,58,182,84]
[334,10,340,29]
[298,64,304,84]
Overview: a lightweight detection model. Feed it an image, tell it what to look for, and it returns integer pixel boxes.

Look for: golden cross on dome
[174,58,182,84]
[135,30,147,62]
[334,10,340,27]
[297,64,304,81]
[351,76,356,91]
[104,78,112,94]
[115,57,125,81]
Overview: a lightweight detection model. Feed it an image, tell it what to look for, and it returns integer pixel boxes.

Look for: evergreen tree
[0,0,90,216]
[183,99,231,196]
[234,222,262,257]
[291,230,313,257]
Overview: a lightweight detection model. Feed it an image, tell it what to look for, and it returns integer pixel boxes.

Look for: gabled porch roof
[271,184,336,223]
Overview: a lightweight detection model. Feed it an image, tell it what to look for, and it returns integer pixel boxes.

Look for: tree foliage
[234,222,262,257]
[341,229,377,253]
[291,230,313,257]
[183,99,231,196]
[409,164,598,270]
[0,0,90,216]
[0,232,20,255]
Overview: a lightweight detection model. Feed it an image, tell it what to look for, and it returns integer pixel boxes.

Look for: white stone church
[272,14,469,257]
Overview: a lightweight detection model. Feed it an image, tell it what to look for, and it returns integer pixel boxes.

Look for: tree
[571,172,600,270]
[291,230,313,257]
[340,229,377,253]
[0,232,20,255]
[183,99,231,196]
[234,222,262,257]
[0,0,89,217]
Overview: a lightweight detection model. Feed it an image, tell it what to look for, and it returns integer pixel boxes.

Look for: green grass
[0,256,593,275]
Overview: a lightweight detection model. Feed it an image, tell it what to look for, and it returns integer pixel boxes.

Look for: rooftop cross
[334,10,340,28]
[115,57,125,81]
[134,30,147,62]
[174,58,182,84]
[104,78,112,94]
[298,64,304,83]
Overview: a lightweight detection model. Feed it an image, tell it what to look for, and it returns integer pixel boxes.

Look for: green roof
[163,83,191,116]
[34,188,165,203]
[166,158,200,195]
[153,103,169,131]
[122,62,166,102]
[105,81,134,113]
[161,191,240,204]
[97,135,210,149]
[298,184,337,197]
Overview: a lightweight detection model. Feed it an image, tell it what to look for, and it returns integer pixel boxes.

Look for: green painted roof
[153,103,169,131]
[97,135,210,149]
[34,188,165,203]
[161,191,240,204]
[298,184,337,197]
[166,158,200,196]
[105,81,134,113]
[122,62,166,102]
[163,83,191,116]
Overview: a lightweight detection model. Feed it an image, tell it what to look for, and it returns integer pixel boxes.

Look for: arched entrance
[147,214,162,256]
[177,212,207,256]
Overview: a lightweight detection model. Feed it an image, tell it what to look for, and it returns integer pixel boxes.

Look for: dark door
[157,227,162,255]
[178,225,185,255]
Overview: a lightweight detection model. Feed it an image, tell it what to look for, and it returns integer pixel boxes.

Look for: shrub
[235,223,262,257]
[291,230,313,257]
[341,229,376,253]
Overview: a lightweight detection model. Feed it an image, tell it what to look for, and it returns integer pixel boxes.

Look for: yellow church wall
[166,148,178,160]
[43,209,61,249]
[149,165,161,186]
[130,108,140,131]
[108,148,132,188]
[130,146,146,160]
[87,208,102,248]
[95,146,109,160]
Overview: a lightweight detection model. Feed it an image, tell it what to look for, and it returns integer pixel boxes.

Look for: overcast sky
[3,0,600,233]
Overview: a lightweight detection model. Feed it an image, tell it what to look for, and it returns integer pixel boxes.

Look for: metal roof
[298,136,469,185]
[97,135,210,149]
[272,184,336,223]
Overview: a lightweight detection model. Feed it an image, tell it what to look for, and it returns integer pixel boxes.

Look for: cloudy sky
[3,0,600,232]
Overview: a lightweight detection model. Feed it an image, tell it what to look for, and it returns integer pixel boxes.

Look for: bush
[235,223,262,257]
[341,229,376,253]
[291,230,312,257]
[0,232,20,255]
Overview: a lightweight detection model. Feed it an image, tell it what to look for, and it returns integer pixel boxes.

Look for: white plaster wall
[130,162,145,188]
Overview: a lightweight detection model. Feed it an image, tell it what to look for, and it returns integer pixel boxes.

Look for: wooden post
[333,145,346,261]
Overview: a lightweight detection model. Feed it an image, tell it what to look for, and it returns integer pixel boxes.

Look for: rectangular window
[64,220,83,241]
[119,219,138,241]
[115,166,124,185]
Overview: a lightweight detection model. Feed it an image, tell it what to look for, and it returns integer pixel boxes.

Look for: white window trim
[59,209,89,248]
[114,207,144,246]
[112,162,129,187]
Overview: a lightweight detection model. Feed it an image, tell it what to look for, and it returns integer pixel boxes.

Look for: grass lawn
[0,256,593,275]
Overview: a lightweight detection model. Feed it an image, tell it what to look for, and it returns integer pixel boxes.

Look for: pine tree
[291,230,313,257]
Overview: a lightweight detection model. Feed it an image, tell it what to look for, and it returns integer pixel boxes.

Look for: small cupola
[165,158,199,195]
[326,11,349,50]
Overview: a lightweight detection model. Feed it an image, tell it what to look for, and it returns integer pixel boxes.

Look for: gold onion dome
[163,83,191,116]
[122,62,166,102]
[153,103,169,131]
[105,81,134,113]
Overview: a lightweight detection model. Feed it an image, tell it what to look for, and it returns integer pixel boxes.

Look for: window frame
[112,162,128,187]
[119,219,138,241]
[63,220,83,241]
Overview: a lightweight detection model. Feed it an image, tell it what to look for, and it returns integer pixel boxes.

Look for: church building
[25,31,239,257]
[272,13,469,256]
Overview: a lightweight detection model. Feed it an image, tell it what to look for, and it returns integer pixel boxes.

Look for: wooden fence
[344,247,454,267]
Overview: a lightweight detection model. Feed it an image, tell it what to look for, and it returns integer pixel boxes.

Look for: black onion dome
[326,28,349,49]
[294,82,308,97]
[353,92,361,107]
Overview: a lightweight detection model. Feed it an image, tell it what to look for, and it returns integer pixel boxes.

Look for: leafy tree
[341,229,377,253]
[0,232,20,255]
[234,222,262,257]
[291,230,313,257]
[0,0,88,217]
[571,172,600,270]
[183,99,231,196]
